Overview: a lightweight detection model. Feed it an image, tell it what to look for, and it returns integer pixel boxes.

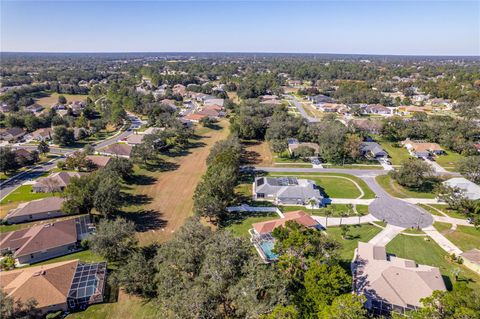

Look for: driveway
[368,224,405,246]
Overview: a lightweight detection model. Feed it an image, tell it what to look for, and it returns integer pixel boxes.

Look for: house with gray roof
[442,177,480,201]
[5,197,66,224]
[253,176,323,207]
[360,142,388,159]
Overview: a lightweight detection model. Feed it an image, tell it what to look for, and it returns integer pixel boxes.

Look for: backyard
[386,234,480,290]
[0,185,56,217]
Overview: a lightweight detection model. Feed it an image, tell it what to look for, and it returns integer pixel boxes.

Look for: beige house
[97,143,133,158]
[353,242,446,315]
[32,171,83,193]
[85,155,112,168]
[460,249,480,274]
[0,216,93,265]
[5,197,66,224]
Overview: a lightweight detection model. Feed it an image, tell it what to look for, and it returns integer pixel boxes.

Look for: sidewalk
[328,198,375,205]
[312,214,378,227]
[368,224,405,246]
[401,198,443,204]
[432,215,474,227]
[423,225,463,255]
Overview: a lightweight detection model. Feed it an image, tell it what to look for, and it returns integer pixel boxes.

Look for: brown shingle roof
[34,171,83,189]
[0,260,78,309]
[85,155,112,168]
[98,143,132,157]
[0,218,78,258]
[7,197,64,219]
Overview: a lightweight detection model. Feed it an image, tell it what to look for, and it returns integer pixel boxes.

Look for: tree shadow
[125,174,157,186]
[139,160,179,172]
[122,193,153,207]
[118,209,167,233]
[220,210,278,228]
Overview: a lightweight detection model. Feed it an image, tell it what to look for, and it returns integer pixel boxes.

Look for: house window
[29,215,33,219]
[257,193,265,198]
[30,254,34,259]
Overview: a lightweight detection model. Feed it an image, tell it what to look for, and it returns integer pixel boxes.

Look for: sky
[1,1,479,55]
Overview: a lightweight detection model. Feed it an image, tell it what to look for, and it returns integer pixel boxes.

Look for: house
[85,155,112,168]
[360,142,388,159]
[442,177,480,200]
[14,148,35,162]
[5,197,66,224]
[142,127,164,135]
[183,113,208,123]
[401,139,444,158]
[350,119,383,134]
[125,134,144,145]
[0,103,12,113]
[399,105,432,115]
[197,108,221,118]
[0,127,25,142]
[25,127,53,142]
[364,104,392,115]
[252,210,320,235]
[253,176,323,207]
[173,84,187,96]
[204,98,224,107]
[352,242,446,315]
[250,211,320,262]
[0,216,94,264]
[460,249,480,274]
[308,94,333,105]
[97,143,133,158]
[0,259,107,314]
[32,171,83,193]
[317,103,347,113]
[160,99,177,109]
[287,138,320,156]
[474,142,480,153]
[26,103,44,114]
[260,99,282,106]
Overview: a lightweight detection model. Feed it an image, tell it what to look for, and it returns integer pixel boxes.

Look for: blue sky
[1,1,479,55]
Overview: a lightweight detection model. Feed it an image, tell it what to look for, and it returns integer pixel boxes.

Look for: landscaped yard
[386,234,480,290]
[433,222,480,252]
[31,249,105,267]
[268,172,376,199]
[225,211,279,238]
[435,151,465,171]
[376,174,436,199]
[375,137,411,165]
[326,224,382,265]
[281,204,369,217]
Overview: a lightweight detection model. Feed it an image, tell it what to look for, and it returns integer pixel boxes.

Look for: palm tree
[324,207,333,228]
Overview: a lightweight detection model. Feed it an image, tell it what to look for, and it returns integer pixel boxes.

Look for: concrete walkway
[312,214,379,227]
[368,224,405,246]
[328,198,374,205]
[432,215,474,227]
[401,198,443,204]
[423,226,463,255]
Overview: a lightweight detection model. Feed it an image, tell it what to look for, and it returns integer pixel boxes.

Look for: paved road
[285,95,320,123]
[253,166,433,228]
[0,113,143,199]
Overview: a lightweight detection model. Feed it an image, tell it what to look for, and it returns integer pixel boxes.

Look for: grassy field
[123,120,230,245]
[31,250,105,267]
[326,224,382,265]
[419,204,466,219]
[281,204,369,217]
[435,151,465,171]
[386,234,480,290]
[433,222,480,252]
[35,92,88,108]
[242,140,273,166]
[323,164,383,170]
[268,172,375,199]
[376,174,436,199]
[375,138,411,165]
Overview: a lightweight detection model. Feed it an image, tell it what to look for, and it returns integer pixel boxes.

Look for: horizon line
[1,51,479,58]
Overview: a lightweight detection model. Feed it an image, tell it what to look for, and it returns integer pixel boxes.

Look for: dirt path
[134,121,229,245]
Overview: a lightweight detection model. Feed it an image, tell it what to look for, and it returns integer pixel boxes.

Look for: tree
[131,143,155,164]
[261,305,299,319]
[105,157,134,180]
[303,262,352,313]
[83,143,95,155]
[436,184,469,211]
[93,170,122,216]
[457,156,480,183]
[64,151,96,171]
[293,145,315,159]
[0,147,19,174]
[0,288,40,319]
[344,134,363,161]
[199,116,216,127]
[110,250,156,297]
[392,158,434,189]
[52,126,75,146]
[58,95,67,104]
[90,218,137,262]
[62,174,97,214]
[271,139,288,154]
[37,140,50,155]
[320,294,367,319]
[340,224,350,239]
[324,207,334,228]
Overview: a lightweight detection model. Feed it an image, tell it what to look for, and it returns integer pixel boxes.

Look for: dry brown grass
[132,121,230,245]
[36,93,88,108]
[243,140,273,166]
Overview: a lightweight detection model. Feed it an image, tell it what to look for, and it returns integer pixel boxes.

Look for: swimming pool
[259,240,279,261]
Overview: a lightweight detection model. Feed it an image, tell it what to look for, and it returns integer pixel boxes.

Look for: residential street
[285,95,320,123]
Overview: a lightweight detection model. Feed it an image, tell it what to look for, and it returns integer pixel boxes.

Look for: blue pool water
[259,241,279,260]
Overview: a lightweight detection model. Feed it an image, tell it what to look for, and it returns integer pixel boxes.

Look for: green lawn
[376,174,436,199]
[268,172,375,199]
[433,222,480,252]
[32,250,105,267]
[419,204,466,219]
[386,234,480,290]
[0,185,56,205]
[281,204,369,218]
[225,211,280,238]
[326,224,383,265]
[66,297,158,319]
[323,164,383,170]
[376,138,411,165]
[435,151,465,171]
